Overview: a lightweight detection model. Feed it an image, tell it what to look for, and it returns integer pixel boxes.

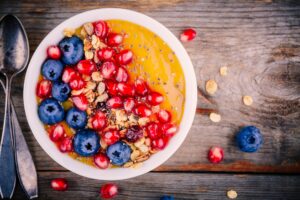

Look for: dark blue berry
[52,81,71,102]
[236,126,263,153]
[106,141,131,166]
[160,195,174,200]
[66,107,87,129]
[59,36,84,65]
[38,98,65,125]
[73,129,100,156]
[41,59,64,81]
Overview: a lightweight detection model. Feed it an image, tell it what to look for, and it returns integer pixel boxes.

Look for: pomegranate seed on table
[69,74,86,90]
[76,60,96,75]
[102,130,120,145]
[107,33,123,46]
[91,111,107,130]
[51,178,68,191]
[93,20,108,38]
[62,67,77,83]
[97,47,115,61]
[59,137,73,153]
[49,124,65,142]
[180,28,197,42]
[134,78,148,96]
[117,83,135,96]
[115,67,129,82]
[71,94,88,111]
[115,49,133,65]
[208,146,224,164]
[146,122,162,139]
[100,183,118,199]
[36,79,52,98]
[152,137,168,150]
[123,97,135,112]
[134,104,152,117]
[101,61,117,79]
[94,153,110,169]
[161,123,178,138]
[157,109,171,123]
[105,81,118,96]
[47,45,61,59]
[106,96,123,109]
[147,92,164,105]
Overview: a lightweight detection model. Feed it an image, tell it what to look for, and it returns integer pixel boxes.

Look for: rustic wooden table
[0,0,300,199]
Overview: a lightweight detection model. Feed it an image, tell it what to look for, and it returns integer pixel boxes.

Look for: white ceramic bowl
[24,8,197,180]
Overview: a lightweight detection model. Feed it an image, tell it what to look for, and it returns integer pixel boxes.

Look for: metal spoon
[0,14,37,199]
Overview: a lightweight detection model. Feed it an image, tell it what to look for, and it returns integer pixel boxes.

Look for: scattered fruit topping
[123,97,135,112]
[51,178,68,191]
[220,66,228,76]
[49,124,65,142]
[69,74,86,90]
[161,123,177,138]
[100,183,118,199]
[134,104,152,117]
[117,83,135,96]
[206,79,218,95]
[208,146,224,163]
[91,111,107,130]
[101,61,117,79]
[102,130,120,145]
[106,141,131,165]
[107,33,123,46]
[125,125,143,142]
[76,60,96,75]
[180,28,196,42]
[236,126,263,153]
[93,20,108,38]
[106,96,123,109]
[97,47,115,61]
[227,189,238,199]
[62,67,77,83]
[134,78,148,96]
[71,94,89,111]
[106,81,118,96]
[73,129,100,156]
[152,137,168,150]
[157,109,171,123]
[146,122,162,139]
[42,59,64,81]
[94,154,110,169]
[147,92,164,106]
[36,80,52,98]
[209,112,221,123]
[115,67,129,83]
[47,45,61,60]
[243,95,253,106]
[38,98,65,125]
[59,137,73,152]
[115,49,133,65]
[160,195,175,200]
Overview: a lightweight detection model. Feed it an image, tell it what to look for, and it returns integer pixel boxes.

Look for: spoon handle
[0,78,16,199]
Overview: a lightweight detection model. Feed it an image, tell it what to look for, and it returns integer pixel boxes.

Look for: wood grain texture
[0,0,299,174]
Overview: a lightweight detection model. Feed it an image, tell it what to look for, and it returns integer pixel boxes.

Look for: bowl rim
[23,8,197,180]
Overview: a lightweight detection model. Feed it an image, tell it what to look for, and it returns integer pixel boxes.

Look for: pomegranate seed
[147,92,164,106]
[180,28,196,42]
[69,74,86,90]
[161,123,178,138]
[115,67,129,82]
[94,154,110,169]
[47,45,61,59]
[100,183,118,199]
[76,60,96,75]
[115,49,133,65]
[62,67,77,83]
[157,110,171,123]
[51,178,68,191]
[117,83,135,96]
[59,137,73,153]
[93,20,108,38]
[101,61,117,79]
[102,130,120,145]
[146,122,162,139]
[123,98,135,112]
[36,79,52,98]
[208,147,224,164]
[49,124,65,142]
[134,78,148,96]
[71,94,88,111]
[105,81,118,96]
[152,137,168,150]
[134,104,152,117]
[107,33,123,46]
[106,96,123,109]
[91,111,107,130]
[97,47,115,61]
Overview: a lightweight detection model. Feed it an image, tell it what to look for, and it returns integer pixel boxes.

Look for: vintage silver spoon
[0,14,37,199]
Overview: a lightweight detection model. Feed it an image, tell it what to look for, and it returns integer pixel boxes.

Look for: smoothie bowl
[24,8,197,180]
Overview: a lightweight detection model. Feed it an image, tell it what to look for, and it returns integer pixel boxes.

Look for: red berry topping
[123,97,135,112]
[36,79,52,98]
[161,123,177,138]
[147,92,164,106]
[94,154,110,169]
[76,60,96,75]
[115,49,133,65]
[125,125,143,142]
[62,67,77,83]
[91,111,107,130]
[115,67,129,83]
[107,33,123,46]
[47,45,61,60]
[134,104,152,117]
[101,61,117,79]
[97,47,115,61]
[71,94,88,111]
[59,137,73,153]
[106,96,123,109]
[157,109,171,123]
[102,130,120,145]
[152,137,168,150]
[49,124,65,142]
[134,78,148,96]
[93,20,108,38]
[117,83,135,96]
[208,147,224,164]
[105,81,118,96]
[146,122,162,139]
[180,28,196,42]
[100,183,118,199]
[51,178,68,191]
[69,74,86,90]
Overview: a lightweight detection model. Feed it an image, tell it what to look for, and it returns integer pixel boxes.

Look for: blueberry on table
[106,141,131,166]
[41,59,64,81]
[73,129,100,156]
[66,107,87,129]
[59,36,84,65]
[236,126,263,153]
[38,98,65,125]
[160,195,175,200]
[52,81,71,102]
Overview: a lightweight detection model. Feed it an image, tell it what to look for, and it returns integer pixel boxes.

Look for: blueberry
[52,81,71,102]
[59,36,84,65]
[106,141,131,166]
[66,107,87,129]
[38,98,65,125]
[236,126,263,153]
[41,59,64,81]
[73,129,100,156]
[160,195,174,200]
